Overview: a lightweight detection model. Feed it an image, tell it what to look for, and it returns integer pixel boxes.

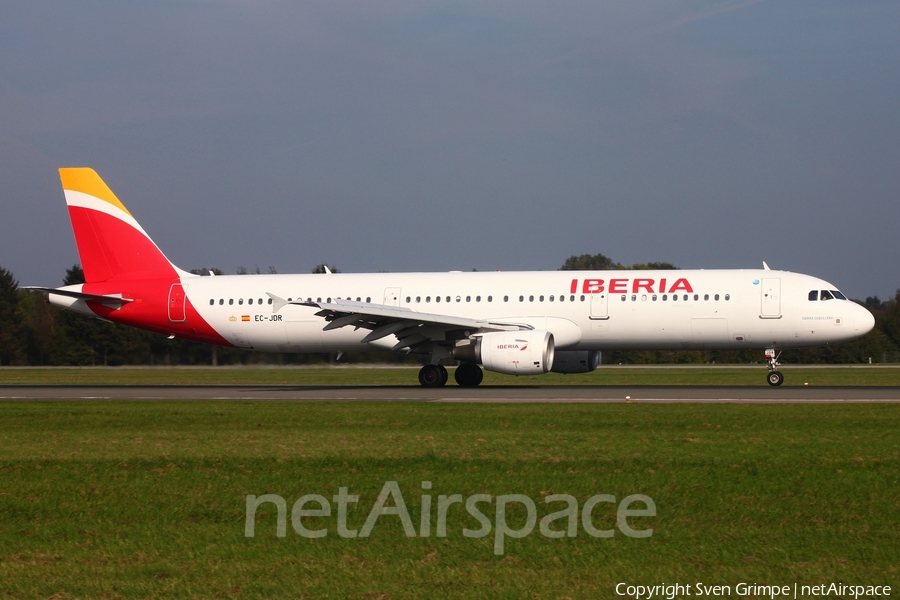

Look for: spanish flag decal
[242,315,250,322]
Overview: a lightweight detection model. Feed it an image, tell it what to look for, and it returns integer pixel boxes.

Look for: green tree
[560,254,678,271]
[630,262,679,270]
[0,267,24,365]
[560,253,620,271]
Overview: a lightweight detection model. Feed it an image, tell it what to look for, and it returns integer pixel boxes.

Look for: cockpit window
[820,290,834,301]
[832,290,847,300]
[808,290,818,301]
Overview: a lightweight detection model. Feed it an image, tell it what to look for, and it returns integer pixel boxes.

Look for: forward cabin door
[383,287,401,307]
[590,291,609,319]
[760,278,781,318]
[168,283,187,323]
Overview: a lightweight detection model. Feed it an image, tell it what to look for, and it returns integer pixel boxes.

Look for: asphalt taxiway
[1,385,899,402]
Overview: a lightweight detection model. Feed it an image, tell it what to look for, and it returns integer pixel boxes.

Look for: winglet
[762,261,770,271]
[266,292,289,313]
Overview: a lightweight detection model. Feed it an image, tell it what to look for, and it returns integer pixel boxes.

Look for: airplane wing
[267,294,532,351]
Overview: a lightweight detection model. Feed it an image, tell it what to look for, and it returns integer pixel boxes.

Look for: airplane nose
[855,303,876,335]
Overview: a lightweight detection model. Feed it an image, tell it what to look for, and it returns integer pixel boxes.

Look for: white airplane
[28,168,875,387]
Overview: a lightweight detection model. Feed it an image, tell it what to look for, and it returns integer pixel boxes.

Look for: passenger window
[239,298,244,305]
[714,294,719,301]
[663,294,668,301]
[456,296,461,302]
[519,296,524,302]
[539,295,544,302]
[487,296,492,302]
[684,295,688,301]
[652,294,657,301]
[405,296,411,303]
[621,295,627,302]
[503,296,508,302]
[673,295,678,301]
[559,295,564,302]
[820,290,834,300]
[580,295,585,302]
[631,295,636,301]
[209,299,214,306]
[219,299,224,305]
[549,295,555,302]
[248,298,253,305]
[366,297,371,303]
[426,296,431,303]
[416,296,421,303]
[476,296,481,302]
[436,296,441,303]
[725,294,730,301]
[529,295,534,302]
[694,294,699,301]
[268,298,273,305]
[641,295,647,301]
[327,297,331,303]
[704,294,709,301]
[258,299,263,305]
[229,299,234,305]
[445,296,450,303]
[466,296,471,302]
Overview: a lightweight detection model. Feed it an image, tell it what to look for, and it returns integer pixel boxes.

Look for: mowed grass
[1,365,899,386]
[0,401,898,598]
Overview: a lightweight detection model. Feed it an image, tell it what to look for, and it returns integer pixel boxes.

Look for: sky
[2,0,898,300]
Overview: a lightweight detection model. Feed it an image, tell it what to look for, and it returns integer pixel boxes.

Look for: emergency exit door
[168,283,187,322]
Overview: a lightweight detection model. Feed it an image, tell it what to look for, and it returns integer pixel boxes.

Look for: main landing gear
[765,348,784,386]
[418,364,448,388]
[454,363,484,387]
[417,363,484,388]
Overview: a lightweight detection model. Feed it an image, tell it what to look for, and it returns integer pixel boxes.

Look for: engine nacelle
[550,350,600,374]
[452,331,555,376]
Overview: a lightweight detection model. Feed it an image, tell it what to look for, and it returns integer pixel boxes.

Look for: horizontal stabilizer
[23,286,133,307]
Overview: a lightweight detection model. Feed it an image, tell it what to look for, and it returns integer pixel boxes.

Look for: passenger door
[760,278,781,318]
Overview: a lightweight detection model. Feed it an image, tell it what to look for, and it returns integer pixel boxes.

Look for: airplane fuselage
[55,268,872,354]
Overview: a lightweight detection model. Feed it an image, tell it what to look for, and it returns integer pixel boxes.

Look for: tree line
[0,255,897,366]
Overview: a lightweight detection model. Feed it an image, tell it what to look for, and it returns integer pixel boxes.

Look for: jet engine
[452,331,554,375]
[550,350,600,374]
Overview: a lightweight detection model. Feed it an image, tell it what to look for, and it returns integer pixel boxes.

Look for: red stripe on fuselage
[83,279,233,347]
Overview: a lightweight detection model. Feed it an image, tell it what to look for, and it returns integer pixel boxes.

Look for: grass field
[1,400,898,598]
[1,365,899,386]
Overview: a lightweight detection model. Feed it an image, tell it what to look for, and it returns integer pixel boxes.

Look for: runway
[1,385,899,402]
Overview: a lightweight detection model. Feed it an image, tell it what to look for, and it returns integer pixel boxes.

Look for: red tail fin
[59,168,180,283]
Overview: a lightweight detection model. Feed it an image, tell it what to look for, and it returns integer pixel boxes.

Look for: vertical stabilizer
[59,168,182,283]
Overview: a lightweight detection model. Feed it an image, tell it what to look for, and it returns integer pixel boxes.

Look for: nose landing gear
[765,348,783,386]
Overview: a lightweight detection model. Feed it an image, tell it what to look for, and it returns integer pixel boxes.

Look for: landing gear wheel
[419,364,448,388]
[767,370,784,386]
[454,363,484,387]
